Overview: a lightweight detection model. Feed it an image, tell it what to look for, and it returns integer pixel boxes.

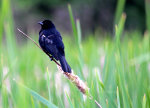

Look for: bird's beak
[38,21,43,25]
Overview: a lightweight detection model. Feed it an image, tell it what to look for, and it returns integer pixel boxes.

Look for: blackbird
[38,20,71,73]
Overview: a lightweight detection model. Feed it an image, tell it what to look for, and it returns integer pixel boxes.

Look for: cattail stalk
[17,28,102,108]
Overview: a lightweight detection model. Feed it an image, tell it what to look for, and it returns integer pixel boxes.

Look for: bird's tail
[58,55,71,73]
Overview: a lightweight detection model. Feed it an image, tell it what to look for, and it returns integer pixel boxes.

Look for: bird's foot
[49,56,53,61]
[50,58,53,61]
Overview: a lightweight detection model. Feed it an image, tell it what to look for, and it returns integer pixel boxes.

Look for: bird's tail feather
[59,55,71,73]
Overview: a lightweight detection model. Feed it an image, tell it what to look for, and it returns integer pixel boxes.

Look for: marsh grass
[0,0,150,108]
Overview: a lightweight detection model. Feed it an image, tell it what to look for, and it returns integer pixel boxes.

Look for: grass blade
[68,4,84,79]
[15,81,58,108]
[145,0,150,32]
[46,67,52,102]
[65,91,74,108]
[142,94,146,108]
[68,4,77,42]
[115,13,126,46]
[114,0,126,25]
[117,87,120,108]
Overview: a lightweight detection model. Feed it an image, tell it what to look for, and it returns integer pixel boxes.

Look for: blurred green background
[2,0,148,35]
[0,0,150,108]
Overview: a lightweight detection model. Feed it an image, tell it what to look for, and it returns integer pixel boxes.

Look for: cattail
[57,65,89,95]
[17,28,102,108]
[57,65,102,108]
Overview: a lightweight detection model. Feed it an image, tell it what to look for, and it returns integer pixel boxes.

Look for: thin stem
[95,100,102,108]
[17,28,61,66]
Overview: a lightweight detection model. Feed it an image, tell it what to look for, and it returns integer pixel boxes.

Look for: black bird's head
[38,20,55,29]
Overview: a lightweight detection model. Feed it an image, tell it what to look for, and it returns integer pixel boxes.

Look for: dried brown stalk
[57,65,89,95]
[17,28,102,108]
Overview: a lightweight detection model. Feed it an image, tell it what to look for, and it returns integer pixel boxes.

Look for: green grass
[0,0,150,108]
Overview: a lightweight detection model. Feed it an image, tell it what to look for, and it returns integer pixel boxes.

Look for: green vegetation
[0,0,150,108]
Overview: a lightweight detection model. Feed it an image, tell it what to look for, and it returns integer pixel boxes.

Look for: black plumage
[38,20,71,73]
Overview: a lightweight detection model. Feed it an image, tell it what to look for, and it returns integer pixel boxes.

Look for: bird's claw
[49,56,53,61]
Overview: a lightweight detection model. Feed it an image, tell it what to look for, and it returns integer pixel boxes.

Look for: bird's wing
[54,35,65,56]
[47,34,65,56]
